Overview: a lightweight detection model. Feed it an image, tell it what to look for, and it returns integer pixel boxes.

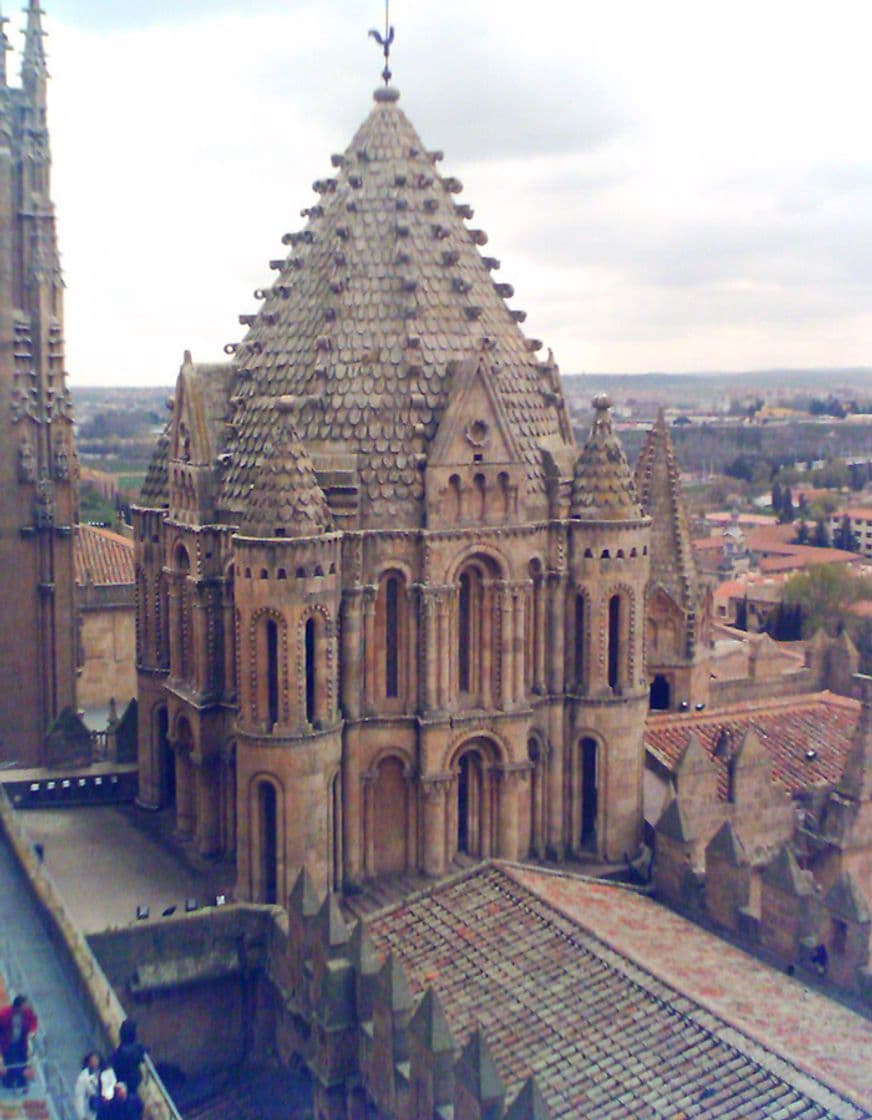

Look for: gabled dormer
[167,351,233,524]
[425,351,528,529]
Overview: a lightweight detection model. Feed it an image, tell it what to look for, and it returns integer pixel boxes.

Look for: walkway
[20,808,215,934]
[0,830,104,1120]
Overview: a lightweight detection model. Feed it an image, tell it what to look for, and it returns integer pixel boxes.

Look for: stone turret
[635,409,709,710]
[566,396,650,861]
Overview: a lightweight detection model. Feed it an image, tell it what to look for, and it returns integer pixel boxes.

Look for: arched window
[449,474,462,520]
[574,593,586,689]
[258,781,278,904]
[385,575,399,698]
[175,546,192,683]
[456,559,497,707]
[458,571,473,694]
[473,473,486,520]
[266,619,279,728]
[608,594,621,691]
[305,617,317,724]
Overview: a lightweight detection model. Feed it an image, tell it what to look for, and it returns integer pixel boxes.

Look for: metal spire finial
[368,1,395,87]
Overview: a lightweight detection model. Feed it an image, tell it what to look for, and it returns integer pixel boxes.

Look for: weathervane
[369,1,395,87]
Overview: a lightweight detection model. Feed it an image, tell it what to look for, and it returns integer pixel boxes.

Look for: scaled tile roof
[74,524,134,588]
[634,409,699,609]
[367,863,862,1119]
[571,395,642,522]
[238,419,333,539]
[646,691,860,799]
[217,87,574,529]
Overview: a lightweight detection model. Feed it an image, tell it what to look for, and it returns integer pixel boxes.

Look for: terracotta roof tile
[646,691,860,798]
[367,864,857,1118]
[74,524,134,588]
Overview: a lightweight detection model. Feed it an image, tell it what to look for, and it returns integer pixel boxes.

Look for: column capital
[420,774,452,801]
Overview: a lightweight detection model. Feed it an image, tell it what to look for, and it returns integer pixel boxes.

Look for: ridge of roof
[646,689,860,727]
[218,88,573,528]
[74,523,134,588]
[570,394,641,522]
[634,408,699,609]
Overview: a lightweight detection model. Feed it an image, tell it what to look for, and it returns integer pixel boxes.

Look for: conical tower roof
[238,417,332,539]
[571,395,641,521]
[634,409,699,609]
[219,87,573,529]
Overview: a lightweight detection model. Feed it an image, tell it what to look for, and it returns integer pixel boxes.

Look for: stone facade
[0,3,78,766]
[76,525,136,711]
[134,87,657,898]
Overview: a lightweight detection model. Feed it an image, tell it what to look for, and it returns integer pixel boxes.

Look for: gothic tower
[635,409,710,710]
[0,2,77,766]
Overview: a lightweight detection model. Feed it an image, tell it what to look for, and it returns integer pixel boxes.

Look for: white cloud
[15,0,872,383]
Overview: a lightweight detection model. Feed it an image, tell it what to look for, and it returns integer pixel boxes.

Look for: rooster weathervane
[369,1,395,87]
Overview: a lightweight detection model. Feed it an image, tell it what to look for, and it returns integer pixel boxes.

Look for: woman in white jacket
[74,1052,116,1119]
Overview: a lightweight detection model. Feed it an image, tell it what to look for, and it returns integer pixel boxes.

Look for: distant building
[829,507,872,557]
[75,525,135,713]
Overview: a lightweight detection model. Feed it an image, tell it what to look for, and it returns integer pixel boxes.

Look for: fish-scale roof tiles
[218,87,573,528]
[238,420,332,539]
[571,394,642,521]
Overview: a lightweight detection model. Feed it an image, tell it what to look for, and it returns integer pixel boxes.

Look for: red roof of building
[646,691,859,798]
[366,863,860,1117]
[74,524,134,588]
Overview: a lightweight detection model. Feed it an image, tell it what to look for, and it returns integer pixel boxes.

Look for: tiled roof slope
[367,864,860,1119]
[74,524,134,587]
[238,419,333,538]
[140,426,170,506]
[218,87,573,528]
[646,691,860,799]
[571,394,642,521]
[634,409,698,607]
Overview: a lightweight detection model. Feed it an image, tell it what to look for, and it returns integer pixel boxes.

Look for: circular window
[466,419,490,448]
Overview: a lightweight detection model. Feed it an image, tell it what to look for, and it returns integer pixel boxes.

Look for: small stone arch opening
[650,674,671,711]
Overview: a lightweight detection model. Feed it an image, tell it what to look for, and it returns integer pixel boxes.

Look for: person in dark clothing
[0,995,38,1091]
[108,1021,145,1118]
[109,1020,145,1094]
[98,1082,137,1119]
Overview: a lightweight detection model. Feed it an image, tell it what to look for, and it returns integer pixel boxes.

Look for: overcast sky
[22,0,872,385]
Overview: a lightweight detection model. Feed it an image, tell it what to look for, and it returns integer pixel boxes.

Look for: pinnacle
[570,396,641,521]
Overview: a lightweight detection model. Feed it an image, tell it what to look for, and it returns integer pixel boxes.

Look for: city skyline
[24,0,872,385]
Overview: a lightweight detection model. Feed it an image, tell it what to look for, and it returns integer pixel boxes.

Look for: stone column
[405,583,418,710]
[534,579,546,694]
[343,726,362,883]
[192,586,208,696]
[497,767,520,859]
[421,777,448,877]
[437,590,450,710]
[222,586,236,700]
[167,574,181,682]
[196,760,220,856]
[362,773,376,877]
[175,748,194,837]
[341,589,363,721]
[481,582,494,710]
[546,573,566,696]
[498,581,513,710]
[421,588,439,713]
[513,584,526,704]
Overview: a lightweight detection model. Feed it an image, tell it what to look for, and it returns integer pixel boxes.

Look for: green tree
[813,518,829,547]
[781,565,871,638]
[794,520,809,545]
[779,486,795,524]
[771,479,783,513]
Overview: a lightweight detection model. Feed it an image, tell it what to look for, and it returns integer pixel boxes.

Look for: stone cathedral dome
[216,86,575,530]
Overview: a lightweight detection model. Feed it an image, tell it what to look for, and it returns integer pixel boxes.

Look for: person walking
[0,995,38,1092]
[98,1082,137,1119]
[74,1052,116,1119]
[109,1021,145,1118]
